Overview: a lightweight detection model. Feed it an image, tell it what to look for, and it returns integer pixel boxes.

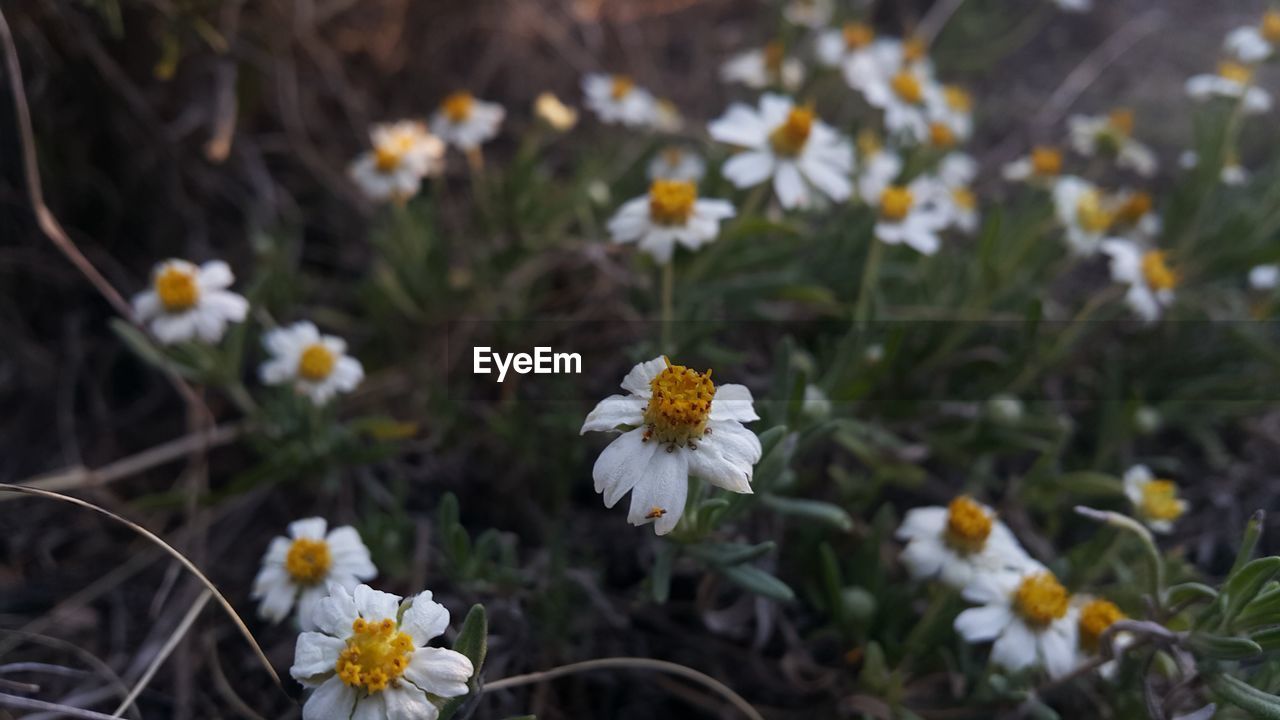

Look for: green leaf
[1229,510,1267,578]
[717,564,795,602]
[1167,582,1219,607]
[651,542,673,604]
[1251,626,1280,651]
[437,604,488,720]
[1207,672,1280,719]
[1225,557,1280,626]
[760,494,854,531]
[689,541,777,566]
[1188,633,1262,660]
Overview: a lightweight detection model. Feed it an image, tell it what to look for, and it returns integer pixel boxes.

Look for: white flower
[1054,0,1091,11]
[896,496,1030,590]
[1100,239,1177,323]
[648,146,706,182]
[720,42,804,92]
[1052,176,1113,256]
[862,61,938,143]
[252,518,376,630]
[924,85,974,148]
[606,180,735,263]
[429,91,505,150]
[291,584,473,720]
[1250,264,1279,290]
[954,564,1080,679]
[1225,12,1280,63]
[815,22,877,80]
[854,132,904,204]
[1073,596,1131,679]
[582,73,657,127]
[708,94,854,209]
[1003,146,1063,183]
[1108,189,1160,241]
[873,183,948,255]
[580,356,762,535]
[132,259,249,345]
[1122,464,1187,533]
[783,0,833,28]
[801,385,831,419]
[917,153,979,233]
[1067,109,1157,177]
[349,121,445,203]
[1186,61,1272,115]
[260,321,365,405]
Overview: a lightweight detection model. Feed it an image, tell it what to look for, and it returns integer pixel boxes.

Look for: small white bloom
[1222,161,1250,186]
[1122,464,1187,533]
[580,356,762,535]
[815,22,877,78]
[917,153,979,233]
[802,385,831,419]
[1250,264,1279,290]
[1073,596,1131,679]
[291,584,473,720]
[862,61,938,143]
[1134,406,1162,435]
[648,146,707,182]
[252,518,376,630]
[429,91,505,150]
[873,182,948,255]
[1052,176,1113,256]
[582,73,657,127]
[1226,12,1280,62]
[606,180,735,263]
[1003,146,1064,184]
[854,132,904,205]
[954,564,1080,679]
[720,42,804,92]
[132,259,249,345]
[924,84,974,148]
[1100,238,1177,323]
[783,0,833,28]
[1186,61,1272,115]
[896,496,1030,590]
[349,121,445,203]
[260,321,365,405]
[1067,109,1157,177]
[708,93,854,209]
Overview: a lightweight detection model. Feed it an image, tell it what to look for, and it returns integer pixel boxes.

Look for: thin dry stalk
[111,589,213,717]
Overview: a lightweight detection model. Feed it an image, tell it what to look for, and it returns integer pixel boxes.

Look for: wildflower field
[4,0,1280,718]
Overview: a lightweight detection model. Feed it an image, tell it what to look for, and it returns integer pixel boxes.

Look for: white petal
[198,260,235,289]
[592,428,655,508]
[990,621,1038,671]
[381,683,438,720]
[1040,621,1080,679]
[901,538,947,581]
[954,604,1012,642]
[133,291,161,321]
[353,584,402,621]
[709,384,758,422]
[773,161,808,209]
[313,584,360,637]
[722,151,777,188]
[799,155,852,202]
[626,447,689,534]
[400,591,450,645]
[404,647,474,698]
[289,518,328,540]
[302,676,357,720]
[701,420,762,469]
[254,574,296,623]
[620,357,668,395]
[895,507,947,541]
[351,693,387,720]
[297,586,327,631]
[686,430,755,494]
[291,632,346,682]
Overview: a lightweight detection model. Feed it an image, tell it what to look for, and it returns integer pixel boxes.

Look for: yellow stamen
[154,265,200,312]
[643,357,715,447]
[1218,60,1254,84]
[1030,146,1062,177]
[1075,190,1113,233]
[890,71,923,104]
[1114,191,1152,226]
[1264,11,1280,44]
[944,85,973,113]
[1014,572,1070,627]
[645,507,667,519]
[1078,598,1125,653]
[944,496,993,553]
[768,106,815,156]
[879,186,913,222]
[1141,251,1177,292]
[298,343,337,382]
[1108,107,1134,136]
[952,187,976,211]
[610,75,635,100]
[374,145,402,172]
[284,537,332,585]
[842,22,874,49]
[648,179,697,225]
[335,618,414,693]
[929,121,956,148]
[441,91,474,123]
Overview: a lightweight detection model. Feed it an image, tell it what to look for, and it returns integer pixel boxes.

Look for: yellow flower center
[1139,478,1184,520]
[284,537,332,585]
[1141,250,1177,291]
[1030,146,1062,177]
[335,618,414,694]
[879,186,914,222]
[944,496,993,553]
[374,144,403,172]
[842,22,874,49]
[610,75,635,100]
[763,41,785,76]
[154,265,200,312]
[1014,572,1070,627]
[643,357,715,447]
[441,91,474,123]
[1078,598,1125,653]
[1108,107,1134,136]
[929,121,956,148]
[944,85,973,113]
[890,71,924,104]
[1264,11,1280,44]
[648,179,697,225]
[903,37,927,63]
[1114,191,1152,226]
[952,187,976,210]
[1075,190,1113,233]
[1219,60,1254,84]
[298,343,337,382]
[768,106,814,156]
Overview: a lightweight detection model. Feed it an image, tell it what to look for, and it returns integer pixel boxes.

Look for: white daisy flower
[606,180,735,263]
[252,518,377,630]
[132,259,249,345]
[647,146,707,182]
[582,73,657,127]
[1073,595,1131,679]
[260,321,365,405]
[862,61,938,143]
[1100,239,1177,323]
[720,42,804,92]
[854,131,904,205]
[1250,264,1279,290]
[429,91,505,150]
[873,183,948,255]
[924,84,974,149]
[896,496,1031,590]
[1003,146,1064,184]
[1052,176,1114,256]
[782,0,833,28]
[349,121,445,203]
[708,93,854,209]
[923,152,980,233]
[954,564,1080,679]
[1225,12,1280,63]
[815,22,876,75]
[1186,61,1272,115]
[1067,109,1157,177]
[580,356,762,535]
[1108,189,1160,241]
[291,584,473,720]
[1122,464,1187,533]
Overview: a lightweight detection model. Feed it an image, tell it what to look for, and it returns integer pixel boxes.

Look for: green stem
[660,261,675,354]
[854,236,883,329]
